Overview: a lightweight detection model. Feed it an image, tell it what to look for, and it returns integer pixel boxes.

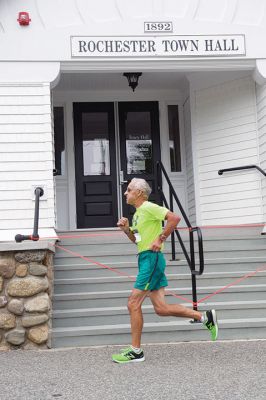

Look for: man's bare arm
[117,217,136,243]
[150,211,180,252]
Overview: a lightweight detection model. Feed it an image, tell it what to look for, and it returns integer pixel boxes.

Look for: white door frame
[53,88,187,230]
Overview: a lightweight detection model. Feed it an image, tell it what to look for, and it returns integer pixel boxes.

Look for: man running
[112,178,218,363]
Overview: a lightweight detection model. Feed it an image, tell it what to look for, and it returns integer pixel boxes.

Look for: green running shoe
[203,309,218,341]
[112,346,145,364]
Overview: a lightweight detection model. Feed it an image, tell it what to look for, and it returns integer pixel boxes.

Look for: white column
[254,60,266,231]
[0,62,60,241]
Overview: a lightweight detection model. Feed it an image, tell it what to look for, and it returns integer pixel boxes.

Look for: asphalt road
[0,340,265,400]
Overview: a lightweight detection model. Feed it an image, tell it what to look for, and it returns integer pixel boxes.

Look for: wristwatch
[159,233,167,242]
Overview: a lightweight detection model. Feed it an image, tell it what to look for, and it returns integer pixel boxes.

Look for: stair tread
[53,299,266,317]
[53,317,266,334]
[53,283,266,298]
[54,270,266,284]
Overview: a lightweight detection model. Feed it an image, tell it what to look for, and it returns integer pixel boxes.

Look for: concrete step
[52,300,266,328]
[55,228,264,245]
[53,228,266,347]
[53,284,266,309]
[53,259,266,278]
[54,234,266,259]
[54,245,266,260]
[53,271,266,294]
[52,317,266,348]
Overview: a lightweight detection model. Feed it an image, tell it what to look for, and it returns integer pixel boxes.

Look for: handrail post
[15,187,44,243]
[32,187,44,239]
[189,229,198,313]
[169,191,176,261]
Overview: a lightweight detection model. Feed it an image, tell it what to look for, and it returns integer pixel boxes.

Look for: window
[124,111,153,174]
[81,112,110,176]
[168,105,181,172]
[53,107,65,176]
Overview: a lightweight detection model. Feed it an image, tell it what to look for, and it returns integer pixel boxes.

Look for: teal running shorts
[134,250,168,291]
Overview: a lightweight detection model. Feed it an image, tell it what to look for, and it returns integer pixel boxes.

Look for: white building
[1,0,266,240]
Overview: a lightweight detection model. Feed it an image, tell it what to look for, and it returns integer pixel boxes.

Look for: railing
[218,165,266,177]
[15,187,44,243]
[157,161,204,312]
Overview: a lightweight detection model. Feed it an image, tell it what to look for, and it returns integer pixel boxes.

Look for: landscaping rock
[22,313,49,328]
[5,329,25,346]
[0,312,16,330]
[7,299,24,315]
[28,324,49,344]
[24,293,50,313]
[14,251,46,264]
[7,277,48,297]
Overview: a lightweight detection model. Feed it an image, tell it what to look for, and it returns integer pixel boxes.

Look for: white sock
[131,345,141,353]
[200,313,206,323]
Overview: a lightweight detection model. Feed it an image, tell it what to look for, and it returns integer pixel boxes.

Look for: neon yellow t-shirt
[130,201,169,253]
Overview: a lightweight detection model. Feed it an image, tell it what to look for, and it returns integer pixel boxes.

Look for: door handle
[119,171,128,185]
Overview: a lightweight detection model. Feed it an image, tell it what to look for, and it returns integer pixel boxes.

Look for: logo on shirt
[132,214,139,227]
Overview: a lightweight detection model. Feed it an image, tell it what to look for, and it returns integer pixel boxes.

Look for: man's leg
[111,288,148,363]
[127,288,149,348]
[149,287,201,320]
[149,287,218,341]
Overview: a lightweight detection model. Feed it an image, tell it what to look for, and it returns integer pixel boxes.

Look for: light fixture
[123,72,142,92]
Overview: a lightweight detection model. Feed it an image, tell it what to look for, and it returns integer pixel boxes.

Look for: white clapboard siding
[197,113,256,133]
[198,148,258,165]
[0,134,52,143]
[0,86,49,96]
[0,198,54,210]
[202,180,261,196]
[0,171,52,181]
[0,83,55,235]
[256,82,266,221]
[0,142,53,153]
[0,161,53,172]
[0,152,53,162]
[0,95,51,106]
[0,114,51,124]
[198,156,257,173]
[0,208,54,220]
[195,76,263,225]
[0,104,51,114]
[0,123,52,134]
[0,189,54,201]
[0,219,55,230]
[184,98,196,225]
[197,121,257,142]
[0,180,54,191]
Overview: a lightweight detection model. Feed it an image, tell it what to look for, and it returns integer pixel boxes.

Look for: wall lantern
[123,72,142,92]
[17,12,31,26]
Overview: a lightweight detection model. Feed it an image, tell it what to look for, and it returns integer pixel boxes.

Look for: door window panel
[53,107,65,176]
[82,112,110,176]
[168,105,181,172]
[125,111,153,174]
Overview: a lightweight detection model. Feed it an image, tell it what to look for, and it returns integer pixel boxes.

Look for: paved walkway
[0,340,266,400]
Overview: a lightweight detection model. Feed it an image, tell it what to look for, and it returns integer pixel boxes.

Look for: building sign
[71,35,245,58]
[144,22,173,33]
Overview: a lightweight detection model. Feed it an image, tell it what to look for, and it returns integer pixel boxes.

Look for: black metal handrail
[15,187,44,243]
[218,165,266,177]
[157,161,204,311]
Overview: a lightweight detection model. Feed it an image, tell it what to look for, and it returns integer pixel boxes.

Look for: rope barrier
[40,222,265,241]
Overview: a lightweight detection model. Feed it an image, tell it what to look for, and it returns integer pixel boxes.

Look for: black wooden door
[73,102,118,228]
[118,101,162,222]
